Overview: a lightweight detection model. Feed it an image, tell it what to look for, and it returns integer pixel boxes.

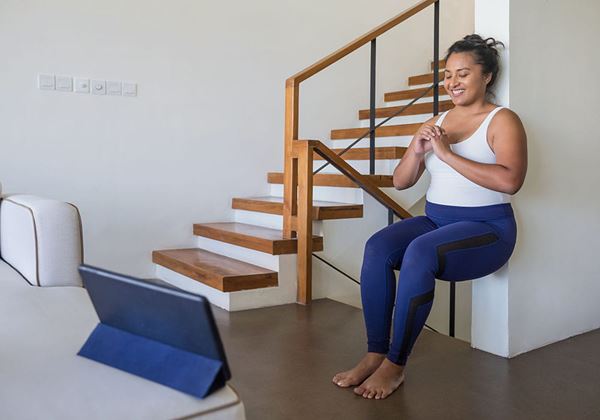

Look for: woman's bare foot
[353,358,405,399]
[332,353,385,388]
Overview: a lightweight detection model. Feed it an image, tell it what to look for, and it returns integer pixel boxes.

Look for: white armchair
[0,194,83,287]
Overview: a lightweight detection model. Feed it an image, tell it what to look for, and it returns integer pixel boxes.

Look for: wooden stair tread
[358,100,453,120]
[152,248,278,292]
[232,196,363,220]
[409,71,445,86]
[384,86,448,102]
[313,146,406,160]
[331,123,421,140]
[193,222,324,255]
[268,172,394,188]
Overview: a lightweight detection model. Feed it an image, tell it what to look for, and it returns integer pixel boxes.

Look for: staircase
[154,63,451,310]
[153,0,450,311]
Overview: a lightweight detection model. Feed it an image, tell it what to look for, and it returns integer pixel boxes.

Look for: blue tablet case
[77,265,230,399]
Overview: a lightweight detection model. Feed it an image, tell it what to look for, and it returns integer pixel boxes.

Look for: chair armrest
[0,195,83,287]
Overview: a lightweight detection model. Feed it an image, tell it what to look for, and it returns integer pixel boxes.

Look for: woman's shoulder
[488,106,526,141]
[490,107,524,130]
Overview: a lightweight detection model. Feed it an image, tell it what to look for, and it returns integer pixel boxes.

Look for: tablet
[78,264,231,384]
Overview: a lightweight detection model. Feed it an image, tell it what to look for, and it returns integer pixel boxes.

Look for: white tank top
[424,106,511,207]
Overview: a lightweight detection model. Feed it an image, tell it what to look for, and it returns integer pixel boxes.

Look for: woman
[332,34,527,400]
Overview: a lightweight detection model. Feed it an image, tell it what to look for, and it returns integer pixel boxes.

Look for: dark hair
[444,34,505,92]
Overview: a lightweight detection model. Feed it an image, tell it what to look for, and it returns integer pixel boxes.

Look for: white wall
[0,0,472,278]
[470,0,511,356]
[507,0,600,355]
[474,0,600,357]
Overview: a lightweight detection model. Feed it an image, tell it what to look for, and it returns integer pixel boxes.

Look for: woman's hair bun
[444,34,505,93]
[462,34,504,51]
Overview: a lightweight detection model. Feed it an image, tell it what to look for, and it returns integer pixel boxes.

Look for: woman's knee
[402,237,438,273]
[363,231,394,265]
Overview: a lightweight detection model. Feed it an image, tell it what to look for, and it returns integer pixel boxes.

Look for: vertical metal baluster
[432,0,453,338]
[433,1,440,117]
[370,39,376,175]
[449,281,456,338]
[388,209,394,226]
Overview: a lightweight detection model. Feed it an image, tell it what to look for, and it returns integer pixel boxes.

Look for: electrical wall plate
[122,82,137,97]
[56,75,73,92]
[107,80,122,96]
[38,74,55,90]
[75,78,90,93]
[91,80,106,95]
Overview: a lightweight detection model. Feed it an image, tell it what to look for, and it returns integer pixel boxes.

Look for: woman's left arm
[430,109,528,195]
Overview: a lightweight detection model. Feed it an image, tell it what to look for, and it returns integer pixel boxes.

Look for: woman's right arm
[393,118,439,190]
[393,144,426,190]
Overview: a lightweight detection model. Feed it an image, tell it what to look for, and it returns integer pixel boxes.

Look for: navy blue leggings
[361,200,517,365]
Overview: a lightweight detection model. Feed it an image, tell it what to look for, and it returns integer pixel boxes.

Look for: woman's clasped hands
[412,124,453,162]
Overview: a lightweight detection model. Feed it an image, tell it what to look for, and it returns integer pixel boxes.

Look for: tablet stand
[78,323,226,398]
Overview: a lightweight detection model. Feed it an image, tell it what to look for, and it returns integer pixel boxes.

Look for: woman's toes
[367,390,376,399]
[375,389,383,400]
[333,373,350,387]
[353,385,365,395]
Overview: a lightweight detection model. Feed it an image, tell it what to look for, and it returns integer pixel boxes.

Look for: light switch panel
[123,82,137,97]
[38,74,55,90]
[75,78,90,93]
[56,75,73,92]
[107,81,122,96]
[91,80,106,95]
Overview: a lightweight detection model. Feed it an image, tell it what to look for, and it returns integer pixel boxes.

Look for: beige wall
[507,0,600,355]
[0,0,473,280]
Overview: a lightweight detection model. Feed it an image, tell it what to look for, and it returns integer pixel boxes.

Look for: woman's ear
[484,73,492,85]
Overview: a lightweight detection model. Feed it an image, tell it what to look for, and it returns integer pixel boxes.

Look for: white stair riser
[233,209,324,235]
[155,259,298,312]
[270,184,364,204]
[271,179,428,215]
[330,136,412,148]
[156,265,231,310]
[195,236,281,271]
[314,159,398,175]
[359,114,430,127]
[233,209,283,230]
[409,81,444,90]
[384,94,451,107]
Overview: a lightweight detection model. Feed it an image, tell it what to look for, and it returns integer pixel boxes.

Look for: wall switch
[56,75,73,92]
[38,74,55,90]
[75,78,90,93]
[107,80,122,96]
[91,80,106,95]
[123,82,137,97]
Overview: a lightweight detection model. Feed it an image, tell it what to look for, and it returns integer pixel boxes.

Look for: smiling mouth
[451,89,465,97]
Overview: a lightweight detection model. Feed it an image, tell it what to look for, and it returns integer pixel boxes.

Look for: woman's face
[444,52,491,106]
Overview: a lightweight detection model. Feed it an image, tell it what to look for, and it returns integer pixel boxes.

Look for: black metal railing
[313,84,434,175]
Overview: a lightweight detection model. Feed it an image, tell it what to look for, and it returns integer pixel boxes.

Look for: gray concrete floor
[213,299,600,420]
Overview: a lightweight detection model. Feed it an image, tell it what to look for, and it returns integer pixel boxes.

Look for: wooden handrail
[288,0,437,85]
[291,140,413,304]
[284,0,438,304]
[296,141,413,219]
